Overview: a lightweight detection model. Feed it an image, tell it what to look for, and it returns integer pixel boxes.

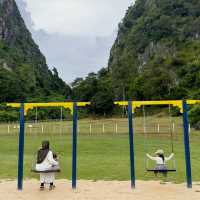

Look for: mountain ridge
[0,0,70,102]
[107,0,200,100]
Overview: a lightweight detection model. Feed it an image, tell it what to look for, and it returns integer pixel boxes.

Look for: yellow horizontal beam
[115,100,184,106]
[7,103,21,108]
[114,101,128,106]
[114,100,200,113]
[187,100,200,105]
[115,100,183,113]
[7,100,200,115]
[7,102,90,115]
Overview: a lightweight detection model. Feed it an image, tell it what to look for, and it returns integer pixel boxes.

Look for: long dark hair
[158,154,165,162]
[37,141,50,164]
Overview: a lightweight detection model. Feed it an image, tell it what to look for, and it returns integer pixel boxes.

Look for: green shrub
[188,105,200,130]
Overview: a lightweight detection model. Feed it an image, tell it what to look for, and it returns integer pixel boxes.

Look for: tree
[90,91,114,116]
[129,66,175,100]
[188,105,200,130]
[71,73,98,101]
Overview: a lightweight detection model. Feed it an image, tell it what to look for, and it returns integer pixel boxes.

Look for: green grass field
[0,117,200,183]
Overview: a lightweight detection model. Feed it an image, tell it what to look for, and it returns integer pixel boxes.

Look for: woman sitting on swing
[146,149,174,176]
[35,141,60,190]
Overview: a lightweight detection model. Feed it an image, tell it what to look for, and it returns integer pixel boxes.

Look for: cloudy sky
[16,0,135,83]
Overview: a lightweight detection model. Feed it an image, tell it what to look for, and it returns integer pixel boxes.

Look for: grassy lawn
[0,117,200,183]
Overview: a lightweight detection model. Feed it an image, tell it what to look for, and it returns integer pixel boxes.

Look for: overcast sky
[16,0,135,83]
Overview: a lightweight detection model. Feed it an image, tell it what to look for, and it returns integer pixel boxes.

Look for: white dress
[146,153,174,170]
[35,151,59,184]
[146,153,174,165]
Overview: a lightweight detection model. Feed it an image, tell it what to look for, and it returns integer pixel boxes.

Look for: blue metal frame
[182,100,192,188]
[18,103,25,190]
[128,101,136,188]
[72,102,78,189]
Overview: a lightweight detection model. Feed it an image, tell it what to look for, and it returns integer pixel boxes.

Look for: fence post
[128,100,135,188]
[182,100,192,188]
[8,124,10,134]
[157,124,160,133]
[72,102,78,189]
[116,123,118,134]
[41,125,44,134]
[18,102,25,190]
[189,124,191,134]
[89,124,92,135]
[172,122,175,133]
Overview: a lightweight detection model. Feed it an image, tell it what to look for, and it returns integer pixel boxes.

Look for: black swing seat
[146,169,176,173]
[31,167,61,173]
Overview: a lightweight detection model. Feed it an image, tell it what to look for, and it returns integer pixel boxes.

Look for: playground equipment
[115,99,200,189]
[7,99,200,190]
[7,102,90,190]
[142,104,177,173]
[31,153,61,173]
[31,167,61,173]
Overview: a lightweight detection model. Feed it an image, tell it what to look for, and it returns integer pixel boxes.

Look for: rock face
[0,0,15,41]
[0,0,70,102]
[108,0,200,100]
[0,0,44,68]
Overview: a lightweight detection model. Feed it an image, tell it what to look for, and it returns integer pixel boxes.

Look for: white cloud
[17,0,135,82]
[25,0,135,36]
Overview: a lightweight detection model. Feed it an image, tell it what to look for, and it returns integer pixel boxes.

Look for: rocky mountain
[108,0,200,100]
[0,0,70,102]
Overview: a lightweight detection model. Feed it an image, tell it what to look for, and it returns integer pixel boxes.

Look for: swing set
[7,102,90,190]
[6,99,200,190]
[115,99,200,188]
[142,104,176,173]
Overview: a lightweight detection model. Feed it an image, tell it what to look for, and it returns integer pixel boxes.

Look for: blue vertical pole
[72,102,78,189]
[182,100,192,188]
[18,102,25,190]
[128,100,135,188]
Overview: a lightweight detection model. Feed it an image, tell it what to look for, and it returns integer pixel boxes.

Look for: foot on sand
[49,185,56,191]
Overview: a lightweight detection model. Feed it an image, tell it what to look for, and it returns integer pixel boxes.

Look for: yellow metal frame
[7,100,200,115]
[114,100,200,113]
[7,102,90,115]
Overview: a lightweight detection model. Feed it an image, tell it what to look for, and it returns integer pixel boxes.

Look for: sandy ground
[0,180,200,200]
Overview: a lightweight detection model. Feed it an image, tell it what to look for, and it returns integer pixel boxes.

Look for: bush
[188,105,200,130]
[90,91,114,116]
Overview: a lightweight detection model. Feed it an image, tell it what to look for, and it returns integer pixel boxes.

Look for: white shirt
[36,151,59,171]
[146,153,174,165]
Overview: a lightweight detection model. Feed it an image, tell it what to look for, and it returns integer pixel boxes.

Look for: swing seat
[145,153,177,174]
[31,169,61,173]
[146,169,176,173]
[31,167,61,173]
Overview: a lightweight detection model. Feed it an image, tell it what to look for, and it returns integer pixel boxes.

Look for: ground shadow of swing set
[7,99,200,190]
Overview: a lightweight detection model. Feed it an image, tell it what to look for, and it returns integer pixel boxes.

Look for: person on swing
[35,141,59,190]
[146,149,174,176]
